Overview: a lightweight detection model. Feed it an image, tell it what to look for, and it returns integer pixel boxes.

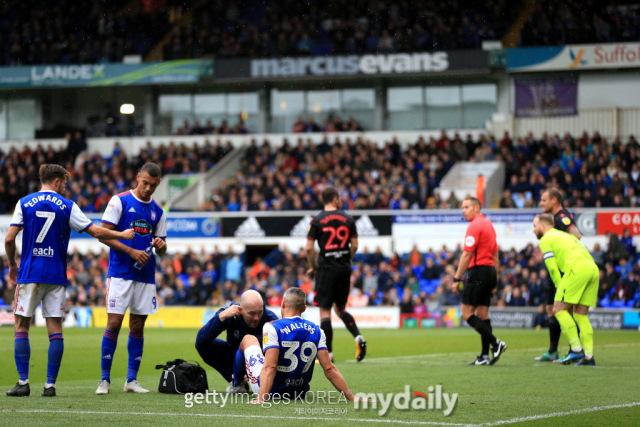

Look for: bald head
[240,290,264,328]
[241,289,263,310]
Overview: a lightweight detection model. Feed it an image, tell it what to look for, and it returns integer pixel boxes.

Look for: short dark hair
[283,287,306,311]
[464,196,482,208]
[543,187,562,205]
[39,164,70,184]
[322,187,340,205]
[535,213,554,226]
[140,163,162,178]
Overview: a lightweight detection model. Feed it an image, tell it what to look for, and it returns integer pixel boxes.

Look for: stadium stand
[3,0,639,66]
[203,131,640,212]
[519,0,640,47]
[0,0,170,66]
[0,137,233,213]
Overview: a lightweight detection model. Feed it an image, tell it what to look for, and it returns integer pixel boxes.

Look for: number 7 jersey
[262,316,328,393]
[11,191,93,286]
[307,209,357,269]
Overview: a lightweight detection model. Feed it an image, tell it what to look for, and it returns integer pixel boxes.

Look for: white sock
[572,347,583,353]
[44,383,56,389]
[585,354,593,360]
[355,335,364,343]
[18,379,29,385]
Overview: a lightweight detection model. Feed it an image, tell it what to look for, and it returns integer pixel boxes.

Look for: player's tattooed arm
[567,225,582,240]
[317,349,355,401]
[349,236,359,260]
[98,222,148,265]
[4,225,21,283]
[305,238,318,274]
[152,237,167,256]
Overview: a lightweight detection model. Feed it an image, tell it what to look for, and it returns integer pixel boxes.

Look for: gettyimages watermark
[184,385,458,417]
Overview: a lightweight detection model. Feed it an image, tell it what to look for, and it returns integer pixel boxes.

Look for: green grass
[1,327,639,426]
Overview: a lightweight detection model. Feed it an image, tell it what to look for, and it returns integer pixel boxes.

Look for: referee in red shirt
[451,196,507,365]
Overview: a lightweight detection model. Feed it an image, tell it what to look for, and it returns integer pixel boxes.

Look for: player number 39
[278,341,317,373]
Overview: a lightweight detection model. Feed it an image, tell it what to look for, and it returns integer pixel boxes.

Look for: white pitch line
[0,409,471,426]
[477,401,640,426]
[346,342,640,363]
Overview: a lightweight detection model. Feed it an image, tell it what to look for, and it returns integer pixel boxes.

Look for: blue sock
[47,333,64,384]
[14,332,30,382]
[233,349,246,387]
[101,330,119,382]
[127,331,144,383]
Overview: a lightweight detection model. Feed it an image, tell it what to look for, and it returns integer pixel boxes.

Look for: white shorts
[106,277,158,315]
[13,283,66,318]
[244,345,265,394]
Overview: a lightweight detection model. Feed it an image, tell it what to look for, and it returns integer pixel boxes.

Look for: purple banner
[515,78,578,117]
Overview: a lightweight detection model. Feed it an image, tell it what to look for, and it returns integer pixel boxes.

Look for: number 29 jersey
[307,210,357,269]
[262,316,327,393]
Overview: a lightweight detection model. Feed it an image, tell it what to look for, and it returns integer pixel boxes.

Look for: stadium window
[227,93,259,132]
[307,90,341,122]
[194,94,226,130]
[387,86,424,130]
[462,84,497,129]
[158,95,192,133]
[270,90,305,133]
[341,89,375,131]
[8,99,36,139]
[425,86,462,130]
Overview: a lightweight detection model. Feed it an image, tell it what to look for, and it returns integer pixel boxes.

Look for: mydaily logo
[251,53,449,78]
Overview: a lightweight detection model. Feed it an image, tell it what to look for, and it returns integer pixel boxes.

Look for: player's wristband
[452,277,462,282]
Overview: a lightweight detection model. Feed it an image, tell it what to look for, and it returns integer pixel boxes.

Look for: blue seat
[626,300,635,308]
[430,279,441,288]
[611,300,625,308]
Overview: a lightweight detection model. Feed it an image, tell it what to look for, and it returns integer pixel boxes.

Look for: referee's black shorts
[462,265,497,307]
[314,267,351,310]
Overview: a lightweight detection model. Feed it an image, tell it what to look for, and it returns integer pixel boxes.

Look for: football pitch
[0,327,639,426]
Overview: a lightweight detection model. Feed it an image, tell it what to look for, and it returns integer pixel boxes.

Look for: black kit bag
[155,359,208,394]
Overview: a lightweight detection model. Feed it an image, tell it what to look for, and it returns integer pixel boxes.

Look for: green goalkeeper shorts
[555,264,599,307]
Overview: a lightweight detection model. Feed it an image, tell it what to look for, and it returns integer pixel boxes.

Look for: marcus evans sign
[215,50,488,79]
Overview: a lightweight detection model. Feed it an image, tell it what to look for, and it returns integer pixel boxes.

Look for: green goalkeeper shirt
[539,228,597,287]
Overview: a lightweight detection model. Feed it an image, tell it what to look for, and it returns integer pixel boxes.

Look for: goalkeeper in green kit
[533,214,598,366]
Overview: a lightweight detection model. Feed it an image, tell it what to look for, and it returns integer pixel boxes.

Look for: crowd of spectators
[520,0,640,47]
[165,0,516,60]
[0,0,171,66]
[174,119,249,136]
[202,130,640,212]
[291,116,363,133]
[2,234,638,315]
[0,137,233,214]
[4,0,640,68]
[498,131,640,209]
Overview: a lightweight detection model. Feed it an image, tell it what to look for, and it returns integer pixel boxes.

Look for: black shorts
[314,267,351,310]
[462,266,497,307]
[546,284,557,305]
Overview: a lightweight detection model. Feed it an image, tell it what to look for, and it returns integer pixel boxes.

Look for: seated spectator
[399,291,414,313]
